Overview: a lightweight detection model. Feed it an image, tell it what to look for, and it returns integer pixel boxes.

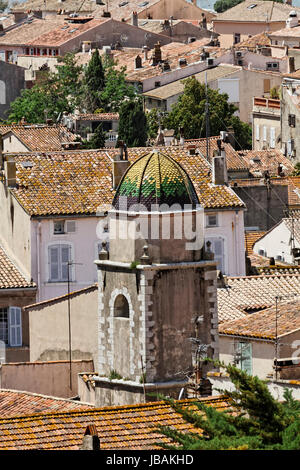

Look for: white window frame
[206,213,218,227]
[47,242,74,283]
[263,126,267,141]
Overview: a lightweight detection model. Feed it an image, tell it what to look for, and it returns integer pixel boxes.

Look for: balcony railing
[253,97,280,109]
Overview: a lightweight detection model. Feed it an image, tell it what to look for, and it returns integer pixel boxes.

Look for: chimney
[187,144,196,155]
[4,157,16,187]
[113,142,130,189]
[143,45,149,61]
[152,42,162,66]
[134,55,142,69]
[179,127,185,146]
[80,425,100,451]
[227,126,235,149]
[131,11,138,27]
[212,151,228,185]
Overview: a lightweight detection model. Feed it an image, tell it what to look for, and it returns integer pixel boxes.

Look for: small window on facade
[66,220,76,233]
[155,81,161,87]
[0,307,22,347]
[207,214,218,227]
[234,33,241,44]
[288,114,296,127]
[255,124,260,141]
[54,220,65,234]
[207,237,225,273]
[114,294,129,318]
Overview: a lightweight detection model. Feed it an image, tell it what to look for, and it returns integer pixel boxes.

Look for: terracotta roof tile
[74,113,119,121]
[237,149,294,178]
[213,0,300,23]
[0,125,78,152]
[219,299,300,339]
[218,274,300,323]
[234,32,271,49]
[0,246,35,290]
[0,17,66,46]
[245,231,266,255]
[0,390,94,418]
[186,136,249,171]
[0,397,229,450]
[7,147,244,216]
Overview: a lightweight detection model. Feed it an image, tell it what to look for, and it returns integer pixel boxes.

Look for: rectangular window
[54,220,65,234]
[288,114,296,127]
[66,221,76,233]
[234,33,240,44]
[0,308,8,344]
[234,341,252,375]
[270,127,275,148]
[0,307,22,347]
[48,244,71,282]
[206,214,218,227]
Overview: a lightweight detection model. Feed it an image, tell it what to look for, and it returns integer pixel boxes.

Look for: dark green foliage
[100,56,137,112]
[0,0,8,11]
[156,363,300,450]
[83,49,105,113]
[292,162,300,176]
[214,0,283,13]
[118,99,148,147]
[165,77,252,149]
[81,123,106,149]
[8,53,83,123]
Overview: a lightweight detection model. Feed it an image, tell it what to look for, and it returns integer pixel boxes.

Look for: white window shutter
[270,127,275,148]
[263,126,267,141]
[256,124,260,141]
[287,140,292,155]
[61,245,70,281]
[49,246,59,281]
[9,307,22,347]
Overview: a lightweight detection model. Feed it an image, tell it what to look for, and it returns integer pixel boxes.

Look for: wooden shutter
[9,307,22,347]
[264,78,270,93]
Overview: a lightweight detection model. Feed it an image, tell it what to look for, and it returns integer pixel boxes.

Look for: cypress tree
[118,99,148,147]
[84,49,105,113]
[82,123,106,149]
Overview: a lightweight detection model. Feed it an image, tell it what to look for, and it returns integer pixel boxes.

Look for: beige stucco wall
[213,21,286,48]
[29,287,98,366]
[0,359,94,398]
[252,109,281,151]
[138,0,216,21]
[281,83,300,163]
[219,334,275,379]
[2,133,29,152]
[0,183,32,279]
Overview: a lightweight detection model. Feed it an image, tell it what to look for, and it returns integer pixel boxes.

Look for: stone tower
[95,150,219,406]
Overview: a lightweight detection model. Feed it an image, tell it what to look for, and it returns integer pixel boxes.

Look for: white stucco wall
[253,221,298,264]
[2,133,29,153]
[205,209,245,277]
[31,216,106,302]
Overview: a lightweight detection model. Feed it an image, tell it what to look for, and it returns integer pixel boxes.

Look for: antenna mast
[205,71,210,162]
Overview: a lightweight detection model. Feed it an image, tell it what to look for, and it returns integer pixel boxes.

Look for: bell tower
[95,151,219,405]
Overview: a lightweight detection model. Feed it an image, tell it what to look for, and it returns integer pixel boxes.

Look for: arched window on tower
[114,294,129,318]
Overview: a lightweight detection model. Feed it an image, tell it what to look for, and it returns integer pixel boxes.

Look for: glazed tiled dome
[113,150,199,211]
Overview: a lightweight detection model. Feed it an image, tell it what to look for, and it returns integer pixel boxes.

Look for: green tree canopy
[8,53,83,123]
[292,162,300,176]
[157,363,300,450]
[165,76,252,149]
[118,99,148,147]
[81,123,107,149]
[100,56,137,112]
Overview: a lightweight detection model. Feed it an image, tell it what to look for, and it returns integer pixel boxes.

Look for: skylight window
[61,25,69,30]
[119,1,128,6]
[69,28,78,33]
[247,4,257,8]
[139,1,149,7]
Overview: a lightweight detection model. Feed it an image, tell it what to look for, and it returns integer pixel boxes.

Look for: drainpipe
[36,220,41,302]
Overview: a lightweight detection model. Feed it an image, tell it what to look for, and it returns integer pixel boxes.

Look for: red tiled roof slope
[0,397,229,450]
[0,246,35,289]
